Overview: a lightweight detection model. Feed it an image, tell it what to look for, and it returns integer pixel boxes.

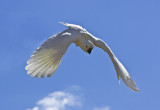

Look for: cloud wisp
[26,91,82,110]
[26,86,110,110]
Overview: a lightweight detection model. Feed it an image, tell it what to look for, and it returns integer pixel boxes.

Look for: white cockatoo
[26,22,139,91]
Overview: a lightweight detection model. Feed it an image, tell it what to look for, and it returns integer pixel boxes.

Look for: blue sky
[0,0,160,110]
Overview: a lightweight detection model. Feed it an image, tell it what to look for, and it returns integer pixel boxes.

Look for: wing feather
[34,55,60,78]
[26,31,71,78]
[30,58,52,76]
[41,59,61,78]
[27,51,53,64]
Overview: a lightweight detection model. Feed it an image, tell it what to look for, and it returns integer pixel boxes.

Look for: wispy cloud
[93,106,110,110]
[26,86,110,110]
[26,91,82,110]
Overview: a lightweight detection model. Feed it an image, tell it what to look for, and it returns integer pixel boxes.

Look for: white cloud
[93,106,110,110]
[26,86,110,110]
[26,91,82,110]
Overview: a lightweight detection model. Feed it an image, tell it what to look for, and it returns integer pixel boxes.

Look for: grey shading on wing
[25,32,71,78]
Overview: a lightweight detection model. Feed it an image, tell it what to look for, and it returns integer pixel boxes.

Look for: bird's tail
[111,56,139,92]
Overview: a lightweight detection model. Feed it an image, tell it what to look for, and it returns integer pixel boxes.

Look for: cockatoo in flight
[25,22,139,91]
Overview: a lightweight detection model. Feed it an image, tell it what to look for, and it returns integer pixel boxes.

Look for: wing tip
[59,22,64,24]
[132,87,140,92]
[125,78,140,92]
[59,22,67,26]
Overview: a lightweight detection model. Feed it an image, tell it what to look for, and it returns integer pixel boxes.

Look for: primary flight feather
[25,22,139,91]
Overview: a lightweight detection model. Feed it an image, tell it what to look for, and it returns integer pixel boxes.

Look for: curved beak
[87,48,93,54]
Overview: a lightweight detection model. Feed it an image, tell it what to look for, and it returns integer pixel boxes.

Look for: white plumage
[26,22,139,91]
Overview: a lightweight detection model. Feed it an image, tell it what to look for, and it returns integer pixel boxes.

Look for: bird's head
[85,40,94,54]
[75,39,94,54]
[75,29,94,54]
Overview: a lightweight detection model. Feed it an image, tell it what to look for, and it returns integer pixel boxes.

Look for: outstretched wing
[87,33,139,91]
[25,32,71,78]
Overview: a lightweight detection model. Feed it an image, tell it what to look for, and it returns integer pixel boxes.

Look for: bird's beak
[87,48,93,54]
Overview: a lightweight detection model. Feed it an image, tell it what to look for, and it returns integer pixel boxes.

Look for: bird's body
[26,22,139,91]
